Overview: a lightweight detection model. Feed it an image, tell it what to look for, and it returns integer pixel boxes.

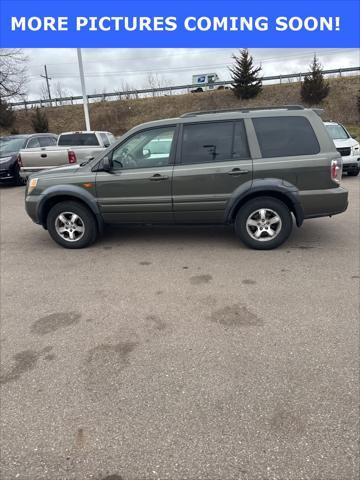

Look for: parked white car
[325,122,360,176]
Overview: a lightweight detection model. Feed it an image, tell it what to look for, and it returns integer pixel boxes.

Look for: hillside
[4,76,360,136]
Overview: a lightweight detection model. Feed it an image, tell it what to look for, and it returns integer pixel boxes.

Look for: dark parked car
[25,106,348,250]
[0,133,58,185]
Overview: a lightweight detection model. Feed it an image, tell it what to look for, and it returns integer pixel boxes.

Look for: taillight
[331,159,342,183]
[68,150,77,164]
[17,153,22,167]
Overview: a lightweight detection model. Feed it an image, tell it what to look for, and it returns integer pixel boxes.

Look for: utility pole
[77,48,91,131]
[40,65,52,106]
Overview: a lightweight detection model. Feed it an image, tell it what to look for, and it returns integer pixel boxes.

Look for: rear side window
[253,116,320,158]
[181,122,233,164]
[58,133,99,146]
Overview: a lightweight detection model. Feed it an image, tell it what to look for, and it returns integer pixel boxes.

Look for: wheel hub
[246,208,282,242]
[55,212,85,242]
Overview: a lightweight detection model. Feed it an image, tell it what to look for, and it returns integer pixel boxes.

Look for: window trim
[176,120,250,166]
[108,124,179,172]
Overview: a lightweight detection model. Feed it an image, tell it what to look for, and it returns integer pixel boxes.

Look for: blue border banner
[0,0,359,48]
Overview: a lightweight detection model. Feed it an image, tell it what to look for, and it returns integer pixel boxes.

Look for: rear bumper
[300,186,348,219]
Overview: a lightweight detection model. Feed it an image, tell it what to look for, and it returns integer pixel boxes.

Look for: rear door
[172,120,252,223]
[96,125,177,224]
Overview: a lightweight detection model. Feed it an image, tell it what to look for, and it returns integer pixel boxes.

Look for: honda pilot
[24,106,348,250]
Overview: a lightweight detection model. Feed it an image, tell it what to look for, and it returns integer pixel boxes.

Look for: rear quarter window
[58,133,99,147]
[253,116,320,158]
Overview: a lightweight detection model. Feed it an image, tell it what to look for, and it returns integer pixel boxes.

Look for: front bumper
[341,155,360,173]
[300,186,348,219]
[0,169,15,181]
[25,193,42,224]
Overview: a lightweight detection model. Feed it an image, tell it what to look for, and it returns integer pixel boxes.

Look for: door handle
[41,153,47,158]
[227,168,249,176]
[149,174,169,181]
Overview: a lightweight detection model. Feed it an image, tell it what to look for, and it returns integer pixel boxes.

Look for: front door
[96,126,176,224]
[172,120,253,223]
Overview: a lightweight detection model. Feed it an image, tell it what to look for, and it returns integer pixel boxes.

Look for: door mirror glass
[101,156,112,171]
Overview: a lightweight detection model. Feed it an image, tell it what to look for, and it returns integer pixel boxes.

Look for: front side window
[111,127,175,170]
[181,122,233,165]
[26,137,41,148]
[253,116,320,158]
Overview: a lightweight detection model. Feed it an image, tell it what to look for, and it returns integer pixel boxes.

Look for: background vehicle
[19,131,116,179]
[325,121,360,176]
[25,106,348,250]
[191,73,220,92]
[0,133,57,185]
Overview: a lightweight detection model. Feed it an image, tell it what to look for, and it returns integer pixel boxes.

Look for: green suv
[25,106,348,250]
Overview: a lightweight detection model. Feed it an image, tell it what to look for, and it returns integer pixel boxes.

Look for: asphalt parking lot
[0,177,359,480]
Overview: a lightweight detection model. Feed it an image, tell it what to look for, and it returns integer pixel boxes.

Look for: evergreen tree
[31,108,49,133]
[229,49,263,99]
[0,98,15,129]
[301,55,330,105]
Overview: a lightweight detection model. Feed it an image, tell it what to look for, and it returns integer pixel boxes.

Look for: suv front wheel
[235,197,293,250]
[47,201,98,249]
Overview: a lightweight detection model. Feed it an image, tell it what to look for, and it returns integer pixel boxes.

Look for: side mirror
[143,148,151,158]
[104,143,110,148]
[101,156,112,172]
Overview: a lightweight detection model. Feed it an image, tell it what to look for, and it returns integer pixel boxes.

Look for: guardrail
[9,66,360,109]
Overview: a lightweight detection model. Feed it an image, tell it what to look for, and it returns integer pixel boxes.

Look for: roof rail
[180,105,305,118]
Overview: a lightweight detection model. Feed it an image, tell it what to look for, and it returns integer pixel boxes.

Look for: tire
[47,201,98,249]
[234,197,293,250]
[14,165,26,186]
[347,169,359,177]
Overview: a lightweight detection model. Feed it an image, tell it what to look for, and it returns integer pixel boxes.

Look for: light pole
[77,48,91,131]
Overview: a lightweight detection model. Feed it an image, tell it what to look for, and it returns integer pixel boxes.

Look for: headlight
[28,177,39,194]
[351,144,360,155]
[0,156,12,164]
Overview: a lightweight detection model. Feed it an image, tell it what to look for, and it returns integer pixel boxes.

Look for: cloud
[23,48,359,100]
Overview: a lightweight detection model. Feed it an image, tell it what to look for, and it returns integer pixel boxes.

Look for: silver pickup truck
[19,131,116,179]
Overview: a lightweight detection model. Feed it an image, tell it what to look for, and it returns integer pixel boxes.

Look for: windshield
[58,133,99,146]
[326,124,349,140]
[0,137,27,155]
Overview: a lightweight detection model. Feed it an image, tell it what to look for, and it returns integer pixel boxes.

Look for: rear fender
[225,178,304,227]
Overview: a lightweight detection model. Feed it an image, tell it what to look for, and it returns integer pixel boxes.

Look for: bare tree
[145,73,166,96]
[0,49,28,100]
[39,82,50,102]
[53,81,73,105]
[116,80,138,100]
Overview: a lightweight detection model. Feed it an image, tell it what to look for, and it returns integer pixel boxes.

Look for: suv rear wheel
[235,197,293,250]
[47,201,98,249]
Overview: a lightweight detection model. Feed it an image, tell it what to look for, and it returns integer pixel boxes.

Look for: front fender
[225,178,304,227]
[37,184,103,231]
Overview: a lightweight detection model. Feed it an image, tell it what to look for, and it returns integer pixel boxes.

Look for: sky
[24,48,359,100]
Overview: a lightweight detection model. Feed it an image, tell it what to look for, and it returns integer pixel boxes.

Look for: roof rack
[180,105,305,118]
